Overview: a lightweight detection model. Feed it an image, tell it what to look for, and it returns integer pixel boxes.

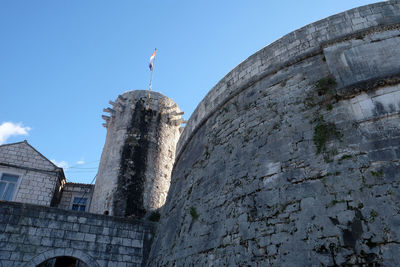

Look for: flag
[149,50,156,70]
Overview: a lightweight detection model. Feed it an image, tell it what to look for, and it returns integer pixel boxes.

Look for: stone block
[9,252,22,261]
[83,233,96,242]
[131,239,143,248]
[0,250,11,261]
[22,252,36,262]
[24,235,41,246]
[9,233,25,244]
[72,223,80,232]
[78,216,87,224]
[35,227,51,238]
[48,220,60,229]
[64,231,85,241]
[111,237,123,245]
[40,237,54,247]
[324,35,400,91]
[79,224,90,233]
[122,238,132,247]
[50,229,65,239]
[53,238,71,248]
[67,215,78,223]
[59,222,74,231]
[89,225,103,235]
[5,224,20,234]
[70,240,88,250]
[96,235,111,244]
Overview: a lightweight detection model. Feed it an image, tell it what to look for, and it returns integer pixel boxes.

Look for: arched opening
[36,256,88,267]
[24,248,99,267]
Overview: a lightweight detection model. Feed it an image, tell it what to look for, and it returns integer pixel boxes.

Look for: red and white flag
[149,50,156,70]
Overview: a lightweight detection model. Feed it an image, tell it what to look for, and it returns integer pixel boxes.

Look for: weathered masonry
[148,1,400,266]
[90,90,183,218]
[0,201,154,266]
[1,1,400,266]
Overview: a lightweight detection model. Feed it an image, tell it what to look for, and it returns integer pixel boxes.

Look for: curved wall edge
[176,1,400,162]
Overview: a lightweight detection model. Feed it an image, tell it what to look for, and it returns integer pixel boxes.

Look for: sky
[0,0,380,183]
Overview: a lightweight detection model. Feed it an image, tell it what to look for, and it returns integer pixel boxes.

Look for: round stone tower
[90,90,184,218]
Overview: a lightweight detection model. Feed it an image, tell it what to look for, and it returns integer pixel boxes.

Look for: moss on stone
[313,117,342,154]
[370,170,384,178]
[316,76,337,96]
[190,207,199,220]
[338,154,353,162]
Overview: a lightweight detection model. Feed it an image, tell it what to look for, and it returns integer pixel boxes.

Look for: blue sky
[0,0,379,183]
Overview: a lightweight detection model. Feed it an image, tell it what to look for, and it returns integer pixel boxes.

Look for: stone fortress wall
[148,1,400,266]
[90,90,183,218]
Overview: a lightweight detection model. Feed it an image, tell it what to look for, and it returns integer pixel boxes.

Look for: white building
[0,140,93,211]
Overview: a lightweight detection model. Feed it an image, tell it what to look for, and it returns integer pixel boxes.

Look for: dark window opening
[71,197,87,212]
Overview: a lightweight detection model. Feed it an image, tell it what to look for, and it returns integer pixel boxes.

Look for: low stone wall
[0,201,154,267]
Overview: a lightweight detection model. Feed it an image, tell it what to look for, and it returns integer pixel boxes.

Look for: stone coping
[0,200,156,229]
[64,182,94,186]
[120,89,168,101]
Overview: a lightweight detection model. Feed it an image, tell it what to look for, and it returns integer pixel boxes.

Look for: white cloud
[51,159,69,170]
[76,160,85,165]
[0,122,31,145]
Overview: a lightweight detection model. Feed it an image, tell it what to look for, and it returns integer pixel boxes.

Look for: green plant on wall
[316,76,337,96]
[305,76,337,110]
[370,169,384,178]
[313,116,342,154]
[203,145,210,158]
[190,207,199,220]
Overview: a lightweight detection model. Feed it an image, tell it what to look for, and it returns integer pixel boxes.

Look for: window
[71,197,87,212]
[0,173,19,201]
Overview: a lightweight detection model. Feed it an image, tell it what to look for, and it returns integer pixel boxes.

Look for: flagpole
[147,48,157,103]
[148,62,155,91]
